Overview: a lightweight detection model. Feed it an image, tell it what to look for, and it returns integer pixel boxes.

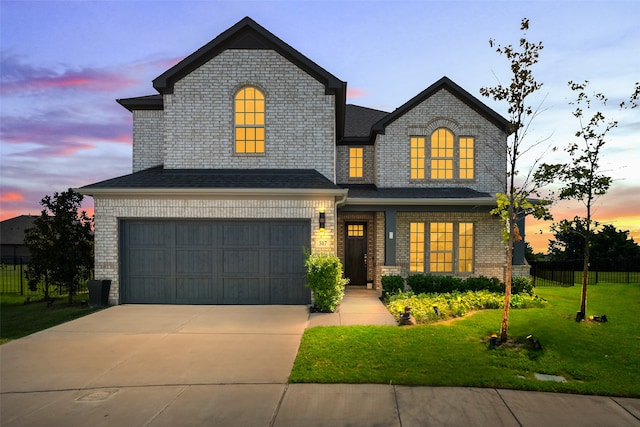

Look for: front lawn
[290,283,640,397]
[0,293,102,344]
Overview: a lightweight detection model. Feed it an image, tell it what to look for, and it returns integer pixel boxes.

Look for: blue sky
[1,0,639,251]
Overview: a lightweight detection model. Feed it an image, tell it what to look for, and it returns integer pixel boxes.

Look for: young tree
[480,18,553,341]
[539,81,638,319]
[24,189,94,305]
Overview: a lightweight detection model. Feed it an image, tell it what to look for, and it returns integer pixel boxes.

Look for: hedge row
[382,274,534,298]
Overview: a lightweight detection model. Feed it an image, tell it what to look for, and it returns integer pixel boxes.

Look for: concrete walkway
[1,288,639,426]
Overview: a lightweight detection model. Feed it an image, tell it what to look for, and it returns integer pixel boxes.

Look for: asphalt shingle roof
[342,184,491,199]
[344,105,389,139]
[79,166,343,191]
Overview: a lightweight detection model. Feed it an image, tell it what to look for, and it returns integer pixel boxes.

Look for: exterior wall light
[319,208,326,230]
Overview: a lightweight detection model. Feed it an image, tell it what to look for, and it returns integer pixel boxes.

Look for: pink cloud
[347,87,368,99]
[0,191,25,202]
[0,53,139,95]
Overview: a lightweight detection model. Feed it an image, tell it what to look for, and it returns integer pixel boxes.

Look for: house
[0,215,38,263]
[78,17,526,305]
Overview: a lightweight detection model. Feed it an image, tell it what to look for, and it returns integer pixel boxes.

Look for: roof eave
[75,187,348,198]
[344,197,497,206]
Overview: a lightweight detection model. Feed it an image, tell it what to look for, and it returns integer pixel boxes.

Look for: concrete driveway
[1,304,309,426]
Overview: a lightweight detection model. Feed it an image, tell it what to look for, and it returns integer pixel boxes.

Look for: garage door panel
[176,278,220,304]
[223,223,261,246]
[223,278,261,304]
[224,249,260,274]
[176,250,213,274]
[128,249,171,275]
[176,222,213,246]
[128,277,174,303]
[121,219,310,304]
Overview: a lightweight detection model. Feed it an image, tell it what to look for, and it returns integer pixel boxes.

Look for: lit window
[430,222,453,272]
[458,223,474,273]
[460,137,474,179]
[349,147,363,178]
[347,224,364,237]
[431,128,453,179]
[410,137,425,179]
[235,87,264,154]
[410,222,425,272]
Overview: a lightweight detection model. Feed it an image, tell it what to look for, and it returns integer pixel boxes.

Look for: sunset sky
[1,1,639,253]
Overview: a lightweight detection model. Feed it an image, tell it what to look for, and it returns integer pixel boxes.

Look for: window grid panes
[410,137,425,179]
[460,137,474,179]
[347,224,364,237]
[410,222,425,272]
[430,222,453,272]
[235,87,265,154]
[458,223,474,273]
[431,128,453,179]
[349,147,364,178]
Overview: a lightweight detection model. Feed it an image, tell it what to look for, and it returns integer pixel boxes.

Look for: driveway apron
[1,304,309,426]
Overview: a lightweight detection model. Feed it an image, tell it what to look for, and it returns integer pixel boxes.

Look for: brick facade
[375,89,506,193]
[132,110,163,172]
[162,50,336,181]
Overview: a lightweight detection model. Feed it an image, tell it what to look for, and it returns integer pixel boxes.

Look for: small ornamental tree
[538,81,638,319]
[24,189,94,305]
[480,18,554,342]
[304,250,349,312]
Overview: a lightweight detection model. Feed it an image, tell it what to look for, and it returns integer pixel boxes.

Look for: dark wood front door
[345,223,367,286]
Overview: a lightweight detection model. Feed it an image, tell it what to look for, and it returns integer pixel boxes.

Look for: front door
[345,223,367,286]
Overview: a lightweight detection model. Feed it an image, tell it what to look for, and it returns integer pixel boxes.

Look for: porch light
[319,208,326,230]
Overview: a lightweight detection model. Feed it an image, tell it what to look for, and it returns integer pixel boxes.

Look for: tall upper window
[459,137,474,179]
[431,128,454,179]
[410,137,425,179]
[349,147,363,178]
[235,86,265,154]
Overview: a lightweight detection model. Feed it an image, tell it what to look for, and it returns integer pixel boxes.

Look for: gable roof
[121,17,346,140]
[0,215,38,245]
[371,76,510,138]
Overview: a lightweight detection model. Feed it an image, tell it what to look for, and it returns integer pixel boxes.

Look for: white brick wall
[161,49,336,181]
[93,195,337,304]
[132,110,163,172]
[375,89,507,193]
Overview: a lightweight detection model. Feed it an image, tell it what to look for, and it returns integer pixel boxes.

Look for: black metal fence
[0,258,89,295]
[530,257,640,287]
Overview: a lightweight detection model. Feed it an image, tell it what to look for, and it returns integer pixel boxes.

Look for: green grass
[0,293,102,345]
[290,283,640,397]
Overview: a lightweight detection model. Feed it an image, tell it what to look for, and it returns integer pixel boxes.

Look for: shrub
[381,275,404,299]
[386,290,546,324]
[464,276,503,293]
[511,276,534,295]
[304,251,349,313]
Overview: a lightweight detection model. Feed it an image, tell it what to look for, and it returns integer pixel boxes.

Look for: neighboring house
[0,215,37,263]
[79,17,526,305]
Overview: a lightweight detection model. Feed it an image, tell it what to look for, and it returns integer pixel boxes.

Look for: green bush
[511,276,534,295]
[304,251,349,313]
[406,274,533,295]
[386,290,547,324]
[381,275,404,299]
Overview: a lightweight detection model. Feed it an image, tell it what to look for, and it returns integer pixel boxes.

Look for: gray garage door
[120,220,311,304]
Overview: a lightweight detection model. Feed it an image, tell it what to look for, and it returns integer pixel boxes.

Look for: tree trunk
[500,203,515,342]
[579,234,590,317]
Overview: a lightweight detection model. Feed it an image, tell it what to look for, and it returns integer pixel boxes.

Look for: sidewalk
[308,286,397,327]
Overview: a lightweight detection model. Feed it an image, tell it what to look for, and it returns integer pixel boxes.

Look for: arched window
[235,86,265,154]
[431,128,454,179]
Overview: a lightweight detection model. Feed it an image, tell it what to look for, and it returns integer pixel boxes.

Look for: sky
[1,0,639,253]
